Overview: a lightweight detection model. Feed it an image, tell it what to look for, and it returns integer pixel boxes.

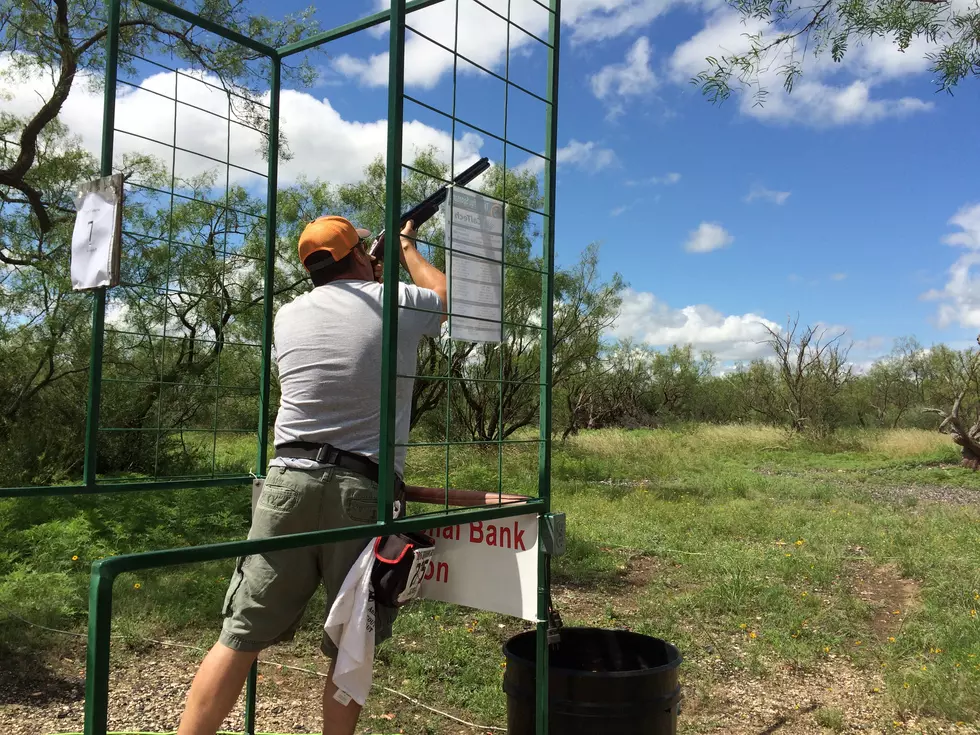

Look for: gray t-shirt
[269,279,442,477]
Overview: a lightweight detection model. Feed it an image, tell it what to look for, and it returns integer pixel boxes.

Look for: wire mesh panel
[387,0,556,516]
[93,5,277,486]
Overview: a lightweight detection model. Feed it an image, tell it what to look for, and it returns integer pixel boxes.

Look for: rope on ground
[0,604,507,732]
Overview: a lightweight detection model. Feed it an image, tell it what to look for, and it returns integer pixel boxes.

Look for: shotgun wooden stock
[404,484,530,507]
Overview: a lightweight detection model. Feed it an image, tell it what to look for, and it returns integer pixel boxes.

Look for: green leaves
[693,0,979,105]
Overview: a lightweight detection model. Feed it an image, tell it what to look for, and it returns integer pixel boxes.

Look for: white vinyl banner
[443,188,504,343]
[70,174,123,290]
[416,513,539,621]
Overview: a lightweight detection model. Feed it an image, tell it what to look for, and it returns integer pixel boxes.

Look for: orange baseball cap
[297,215,371,270]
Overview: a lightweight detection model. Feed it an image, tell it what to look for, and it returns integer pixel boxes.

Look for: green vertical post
[256,55,281,475]
[244,662,259,734]
[82,0,121,487]
[378,0,407,524]
[83,564,116,735]
[536,0,562,732]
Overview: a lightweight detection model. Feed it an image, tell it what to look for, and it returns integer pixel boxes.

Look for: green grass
[3,425,980,729]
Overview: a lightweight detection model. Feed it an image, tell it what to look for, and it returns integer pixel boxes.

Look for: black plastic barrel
[502,627,682,735]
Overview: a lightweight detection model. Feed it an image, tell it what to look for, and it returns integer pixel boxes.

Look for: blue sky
[9,0,978,365]
[266,0,980,364]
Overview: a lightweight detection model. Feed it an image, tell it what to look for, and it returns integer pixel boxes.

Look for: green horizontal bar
[277,0,447,57]
[398,438,541,447]
[96,500,544,576]
[104,327,262,349]
[0,475,254,499]
[405,24,551,106]
[120,50,273,109]
[98,427,255,433]
[126,181,267,220]
[470,0,553,48]
[400,302,546,331]
[115,128,268,179]
[116,79,269,135]
[401,163,549,218]
[398,373,547,387]
[403,93,548,162]
[135,0,277,57]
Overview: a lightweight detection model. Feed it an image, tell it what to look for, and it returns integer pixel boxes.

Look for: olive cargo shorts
[219,464,398,657]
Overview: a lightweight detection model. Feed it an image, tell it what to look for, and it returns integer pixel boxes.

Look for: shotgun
[369,156,491,261]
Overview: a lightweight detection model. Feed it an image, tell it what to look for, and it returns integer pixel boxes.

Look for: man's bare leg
[322,660,363,735]
[177,642,259,735]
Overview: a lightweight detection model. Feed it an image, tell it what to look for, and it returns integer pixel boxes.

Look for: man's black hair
[306,250,353,287]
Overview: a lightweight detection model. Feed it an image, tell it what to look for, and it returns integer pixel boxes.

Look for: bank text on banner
[417,513,538,621]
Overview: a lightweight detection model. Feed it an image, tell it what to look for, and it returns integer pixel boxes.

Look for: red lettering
[436,561,449,583]
[514,522,526,551]
[487,523,497,547]
[470,521,483,543]
[499,525,512,549]
[441,524,454,539]
[424,561,434,580]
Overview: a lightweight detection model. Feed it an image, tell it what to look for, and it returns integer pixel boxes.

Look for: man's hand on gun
[371,220,417,284]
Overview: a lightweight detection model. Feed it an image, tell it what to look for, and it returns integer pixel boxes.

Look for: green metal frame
[3,0,562,732]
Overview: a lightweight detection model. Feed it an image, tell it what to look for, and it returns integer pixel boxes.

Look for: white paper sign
[443,189,504,343]
[416,513,539,621]
[71,174,123,290]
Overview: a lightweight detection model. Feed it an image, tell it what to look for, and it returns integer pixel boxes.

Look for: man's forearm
[400,233,448,320]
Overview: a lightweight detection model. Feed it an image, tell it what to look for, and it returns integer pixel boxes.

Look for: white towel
[324,540,377,706]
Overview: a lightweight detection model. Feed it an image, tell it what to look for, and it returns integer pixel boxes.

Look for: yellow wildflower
[72,555,78,561]
[133,583,141,590]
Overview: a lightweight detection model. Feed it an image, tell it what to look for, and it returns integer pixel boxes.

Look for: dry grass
[861,429,951,457]
[567,423,788,458]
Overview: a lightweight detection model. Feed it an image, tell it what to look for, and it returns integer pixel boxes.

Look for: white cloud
[2,54,484,189]
[684,222,733,253]
[565,0,707,44]
[337,0,709,91]
[745,185,790,204]
[831,272,848,281]
[609,288,780,360]
[590,36,657,101]
[610,204,629,217]
[519,139,617,175]
[668,10,934,127]
[627,172,681,186]
[922,203,980,329]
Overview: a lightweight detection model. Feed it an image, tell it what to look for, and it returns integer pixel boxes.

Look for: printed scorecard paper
[443,188,504,343]
[70,174,123,290]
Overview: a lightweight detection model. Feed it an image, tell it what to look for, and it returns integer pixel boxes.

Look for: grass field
[2,425,980,733]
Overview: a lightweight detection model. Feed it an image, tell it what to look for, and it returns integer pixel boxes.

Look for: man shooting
[177,215,447,735]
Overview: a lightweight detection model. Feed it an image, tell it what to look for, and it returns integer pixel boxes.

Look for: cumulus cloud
[336,0,710,91]
[608,288,780,360]
[668,10,934,127]
[518,139,617,175]
[1,54,483,189]
[590,36,657,100]
[922,203,980,329]
[684,222,733,253]
[627,172,681,186]
[745,185,790,205]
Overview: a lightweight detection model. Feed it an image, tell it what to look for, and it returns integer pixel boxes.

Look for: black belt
[274,441,404,497]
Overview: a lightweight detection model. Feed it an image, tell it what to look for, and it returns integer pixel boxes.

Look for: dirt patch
[682,658,978,734]
[0,639,494,735]
[847,561,921,641]
[553,549,664,624]
[866,484,980,508]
